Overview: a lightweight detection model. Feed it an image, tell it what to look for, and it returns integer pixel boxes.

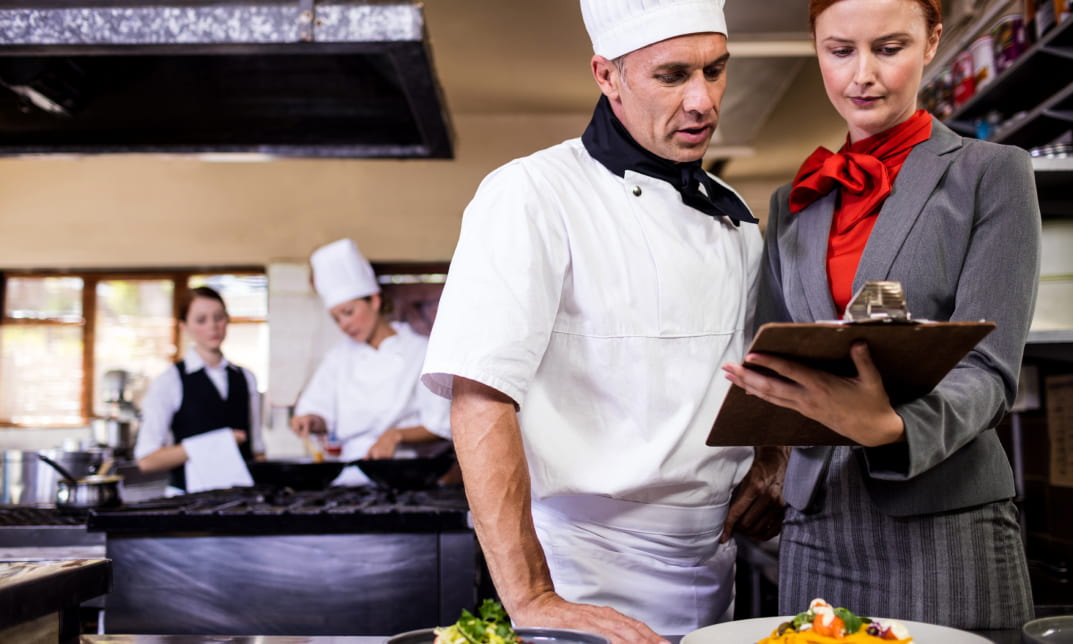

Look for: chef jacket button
[632,185,642,196]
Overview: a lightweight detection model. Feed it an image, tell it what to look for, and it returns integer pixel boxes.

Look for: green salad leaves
[787,605,871,635]
[433,599,520,644]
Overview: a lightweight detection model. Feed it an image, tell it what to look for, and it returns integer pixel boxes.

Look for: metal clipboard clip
[842,280,916,324]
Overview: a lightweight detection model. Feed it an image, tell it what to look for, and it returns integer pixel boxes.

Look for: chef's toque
[310,238,380,309]
[580,0,728,60]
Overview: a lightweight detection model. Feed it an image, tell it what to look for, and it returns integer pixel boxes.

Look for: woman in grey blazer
[723,0,1039,630]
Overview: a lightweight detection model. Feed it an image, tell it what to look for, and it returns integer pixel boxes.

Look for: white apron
[532,495,736,635]
[330,341,417,485]
[296,322,450,486]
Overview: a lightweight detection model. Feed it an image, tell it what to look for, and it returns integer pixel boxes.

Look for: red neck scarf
[788,110,933,312]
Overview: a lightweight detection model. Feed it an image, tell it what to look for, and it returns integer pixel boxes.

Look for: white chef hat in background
[580,0,728,61]
[310,238,380,309]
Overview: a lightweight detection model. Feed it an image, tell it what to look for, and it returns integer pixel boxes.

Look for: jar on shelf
[974,111,1002,140]
[970,34,997,90]
[934,67,955,119]
[1028,0,1058,41]
[952,49,976,107]
[991,14,1026,73]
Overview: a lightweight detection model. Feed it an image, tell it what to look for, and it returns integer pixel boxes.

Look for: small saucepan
[37,453,123,510]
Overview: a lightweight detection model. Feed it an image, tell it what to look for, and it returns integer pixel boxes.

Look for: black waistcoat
[169,361,252,491]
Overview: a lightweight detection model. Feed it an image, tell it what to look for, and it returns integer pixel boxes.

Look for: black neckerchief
[581,95,758,227]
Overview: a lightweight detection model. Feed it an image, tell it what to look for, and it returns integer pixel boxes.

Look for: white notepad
[182,428,254,493]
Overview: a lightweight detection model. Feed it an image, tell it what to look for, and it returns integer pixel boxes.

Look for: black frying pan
[247,459,350,490]
[248,454,456,491]
[353,455,456,491]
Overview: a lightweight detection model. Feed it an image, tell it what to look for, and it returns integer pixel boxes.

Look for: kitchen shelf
[943,15,1073,145]
[991,80,1073,148]
[1034,157,1073,216]
[1025,329,1073,363]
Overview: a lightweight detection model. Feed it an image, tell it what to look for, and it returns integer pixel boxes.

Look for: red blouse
[789,110,933,314]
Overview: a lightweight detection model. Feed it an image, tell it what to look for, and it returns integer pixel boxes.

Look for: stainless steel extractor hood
[0,1,454,158]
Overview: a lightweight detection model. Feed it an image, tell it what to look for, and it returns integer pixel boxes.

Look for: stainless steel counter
[79,631,1022,644]
[83,638,386,644]
[0,558,111,641]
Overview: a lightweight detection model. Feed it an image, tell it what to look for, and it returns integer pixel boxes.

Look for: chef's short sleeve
[415,379,452,439]
[422,160,569,406]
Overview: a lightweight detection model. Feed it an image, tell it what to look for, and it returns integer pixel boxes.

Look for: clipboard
[706,319,996,446]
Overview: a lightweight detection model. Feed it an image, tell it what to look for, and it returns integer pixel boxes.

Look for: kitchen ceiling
[420,0,842,180]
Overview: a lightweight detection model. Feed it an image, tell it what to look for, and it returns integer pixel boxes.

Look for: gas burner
[86,484,470,535]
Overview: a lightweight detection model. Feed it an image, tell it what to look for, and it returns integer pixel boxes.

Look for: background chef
[291,238,452,485]
[421,0,786,640]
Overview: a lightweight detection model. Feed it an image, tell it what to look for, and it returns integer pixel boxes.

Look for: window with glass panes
[0,271,267,427]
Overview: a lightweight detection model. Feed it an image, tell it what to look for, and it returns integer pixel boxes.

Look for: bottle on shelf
[991,14,1027,74]
[1028,0,1058,42]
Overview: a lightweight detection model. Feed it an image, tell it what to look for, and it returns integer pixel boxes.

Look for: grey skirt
[778,446,1033,630]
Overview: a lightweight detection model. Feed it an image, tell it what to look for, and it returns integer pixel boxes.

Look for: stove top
[0,506,88,527]
[87,484,471,535]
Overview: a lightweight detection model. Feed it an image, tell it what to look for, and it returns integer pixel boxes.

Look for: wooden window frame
[0,267,265,428]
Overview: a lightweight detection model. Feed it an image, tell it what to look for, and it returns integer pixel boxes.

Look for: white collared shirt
[134,347,263,460]
[422,137,763,508]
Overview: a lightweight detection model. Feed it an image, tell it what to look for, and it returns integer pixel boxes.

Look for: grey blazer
[758,119,1042,517]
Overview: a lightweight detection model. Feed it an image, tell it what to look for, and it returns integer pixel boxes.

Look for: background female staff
[290,238,451,486]
[723,0,1040,629]
[135,286,264,493]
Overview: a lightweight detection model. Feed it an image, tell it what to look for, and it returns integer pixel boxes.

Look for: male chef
[421,1,787,641]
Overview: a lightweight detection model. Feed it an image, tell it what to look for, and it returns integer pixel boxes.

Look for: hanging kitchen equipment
[91,417,135,452]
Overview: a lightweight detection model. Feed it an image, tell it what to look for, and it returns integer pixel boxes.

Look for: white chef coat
[295,320,451,486]
[135,347,264,460]
[421,137,762,629]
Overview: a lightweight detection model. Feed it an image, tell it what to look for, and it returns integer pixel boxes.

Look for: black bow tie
[581,95,758,227]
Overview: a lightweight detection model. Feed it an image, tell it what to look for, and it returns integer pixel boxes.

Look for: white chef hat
[309,238,380,309]
[580,0,728,60]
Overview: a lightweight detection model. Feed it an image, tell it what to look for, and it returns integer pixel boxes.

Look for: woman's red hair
[808,0,942,34]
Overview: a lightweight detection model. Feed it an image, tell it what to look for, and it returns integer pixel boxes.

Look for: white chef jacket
[421,137,762,630]
[135,347,264,460]
[423,137,761,507]
[295,320,451,486]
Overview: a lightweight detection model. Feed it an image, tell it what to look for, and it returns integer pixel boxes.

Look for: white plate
[682,616,993,644]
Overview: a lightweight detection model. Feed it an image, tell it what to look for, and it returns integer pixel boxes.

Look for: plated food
[757,599,912,643]
[386,599,610,644]
[684,615,987,644]
[433,599,520,644]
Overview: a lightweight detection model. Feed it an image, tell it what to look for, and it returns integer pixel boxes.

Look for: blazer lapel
[854,119,961,292]
[794,191,840,322]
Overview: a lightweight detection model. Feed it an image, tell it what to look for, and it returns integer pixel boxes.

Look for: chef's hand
[231,429,248,445]
[721,342,905,447]
[511,591,667,644]
[290,414,327,439]
[722,445,788,542]
[365,429,401,460]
